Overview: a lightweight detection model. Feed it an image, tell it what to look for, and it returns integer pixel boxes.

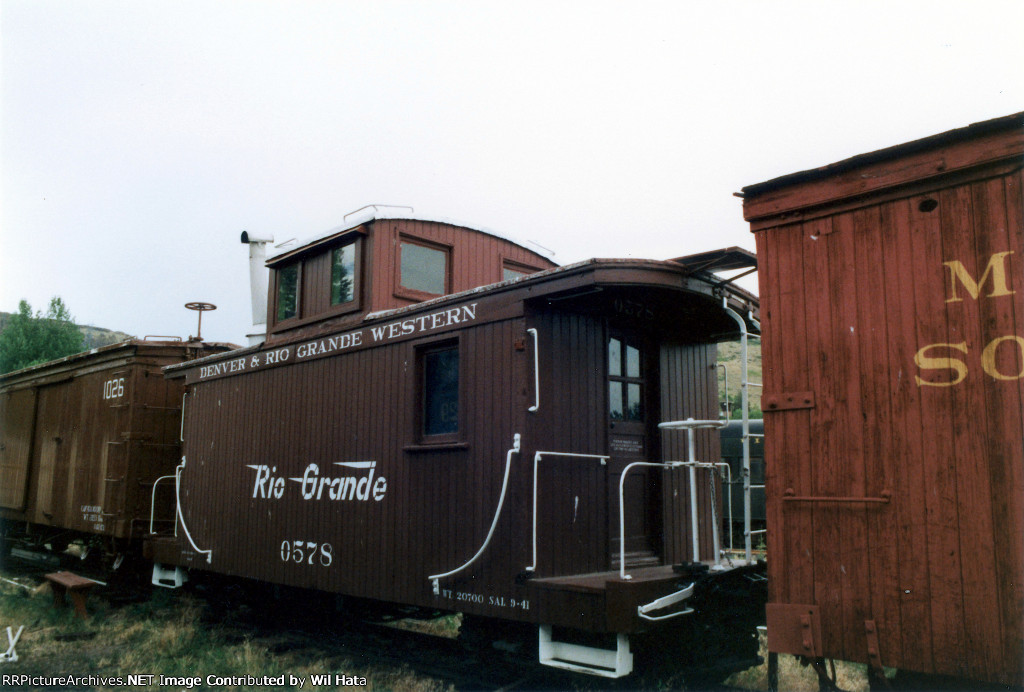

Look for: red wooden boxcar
[149,212,763,677]
[743,113,1024,686]
[0,339,234,565]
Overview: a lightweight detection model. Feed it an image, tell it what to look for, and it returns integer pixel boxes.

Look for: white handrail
[526,450,609,573]
[180,392,186,442]
[722,297,758,562]
[657,418,728,565]
[175,457,212,563]
[527,328,539,412]
[618,460,686,579]
[429,434,520,593]
[149,473,178,535]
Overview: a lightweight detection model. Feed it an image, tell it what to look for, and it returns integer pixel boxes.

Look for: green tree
[0,297,85,374]
[727,390,763,420]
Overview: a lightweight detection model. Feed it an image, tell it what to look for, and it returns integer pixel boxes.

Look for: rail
[149,473,178,536]
[721,298,762,562]
[527,328,539,412]
[174,457,212,563]
[429,434,520,594]
[657,418,728,573]
[525,450,610,574]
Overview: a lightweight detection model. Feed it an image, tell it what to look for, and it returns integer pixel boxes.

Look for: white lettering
[249,462,387,502]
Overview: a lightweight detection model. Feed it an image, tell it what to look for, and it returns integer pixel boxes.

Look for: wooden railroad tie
[44,571,97,620]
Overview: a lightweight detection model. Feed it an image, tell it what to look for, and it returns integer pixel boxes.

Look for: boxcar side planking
[743,112,1024,686]
[0,339,235,567]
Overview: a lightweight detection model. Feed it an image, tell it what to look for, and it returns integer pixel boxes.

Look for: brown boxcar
[0,339,234,564]
[743,113,1024,686]
[151,213,763,677]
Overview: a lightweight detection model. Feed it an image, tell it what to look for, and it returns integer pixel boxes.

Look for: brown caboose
[149,209,763,677]
[743,113,1024,686]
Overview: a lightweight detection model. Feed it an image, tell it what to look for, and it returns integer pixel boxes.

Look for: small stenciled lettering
[435,588,530,611]
[80,504,104,530]
[247,461,387,502]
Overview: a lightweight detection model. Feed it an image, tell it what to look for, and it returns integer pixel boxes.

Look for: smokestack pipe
[241,231,273,346]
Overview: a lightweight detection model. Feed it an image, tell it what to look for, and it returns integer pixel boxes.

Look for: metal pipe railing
[525,450,609,573]
[527,329,540,412]
[430,434,521,593]
[149,473,178,535]
[721,298,757,562]
[174,457,212,563]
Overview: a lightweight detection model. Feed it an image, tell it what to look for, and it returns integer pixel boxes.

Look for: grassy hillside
[716,339,763,418]
[0,311,133,351]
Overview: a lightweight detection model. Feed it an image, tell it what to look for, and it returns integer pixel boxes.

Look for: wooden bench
[44,571,97,619]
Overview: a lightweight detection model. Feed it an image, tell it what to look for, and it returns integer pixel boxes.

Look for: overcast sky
[2,1,1022,345]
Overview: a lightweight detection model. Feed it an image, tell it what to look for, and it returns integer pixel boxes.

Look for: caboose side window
[400,238,449,296]
[277,263,299,321]
[330,243,356,305]
[502,259,541,282]
[421,343,459,437]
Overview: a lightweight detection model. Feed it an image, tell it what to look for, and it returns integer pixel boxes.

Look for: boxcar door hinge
[762,391,815,412]
[766,603,823,657]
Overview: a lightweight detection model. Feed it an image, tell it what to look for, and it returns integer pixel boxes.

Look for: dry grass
[726,628,870,692]
[0,578,454,691]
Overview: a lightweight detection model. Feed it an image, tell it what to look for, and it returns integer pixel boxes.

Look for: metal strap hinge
[763,391,815,412]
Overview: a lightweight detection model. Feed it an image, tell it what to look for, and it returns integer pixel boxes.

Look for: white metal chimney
[240,231,274,346]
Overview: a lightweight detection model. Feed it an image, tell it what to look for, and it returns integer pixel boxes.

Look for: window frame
[323,237,363,320]
[273,260,302,326]
[500,257,543,282]
[607,334,646,425]
[415,337,462,445]
[395,234,452,302]
[269,235,364,333]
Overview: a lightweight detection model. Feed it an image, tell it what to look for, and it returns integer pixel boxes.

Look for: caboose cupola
[260,208,555,344]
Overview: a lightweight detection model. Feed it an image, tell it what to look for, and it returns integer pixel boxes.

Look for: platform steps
[538,626,633,678]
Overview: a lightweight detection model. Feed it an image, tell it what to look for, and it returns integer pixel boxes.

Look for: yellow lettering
[981,335,1024,381]
[914,341,969,387]
[943,251,1015,303]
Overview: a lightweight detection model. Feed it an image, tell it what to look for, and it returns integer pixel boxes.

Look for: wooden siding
[749,118,1023,685]
[0,342,230,540]
[659,342,721,563]
[170,262,756,633]
[0,388,37,510]
[178,314,538,617]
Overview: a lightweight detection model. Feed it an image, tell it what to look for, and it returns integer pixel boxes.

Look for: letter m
[944,251,1015,303]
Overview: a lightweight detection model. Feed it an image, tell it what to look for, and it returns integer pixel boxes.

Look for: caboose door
[606,332,661,567]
